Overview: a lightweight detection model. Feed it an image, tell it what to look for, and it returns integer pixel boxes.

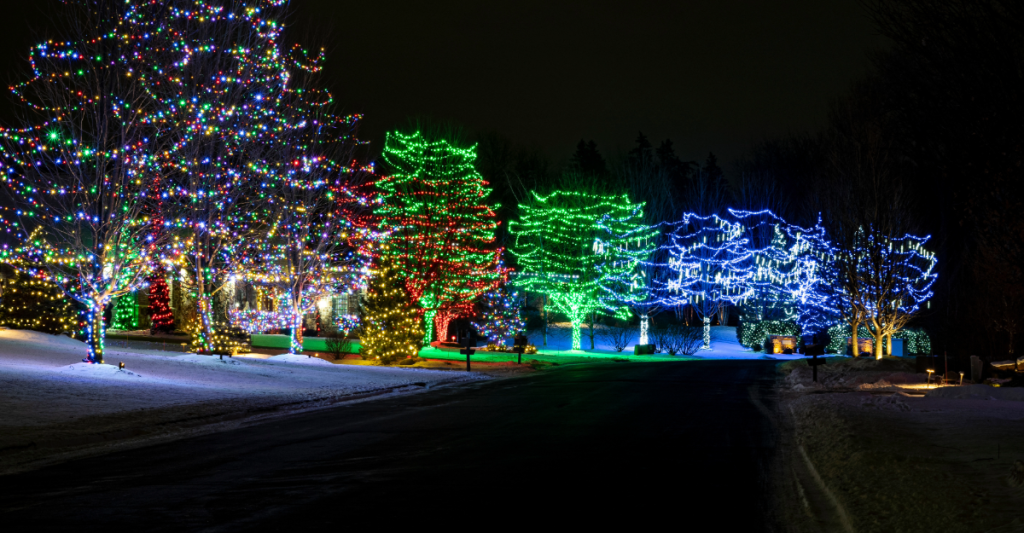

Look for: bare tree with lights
[0,1,169,363]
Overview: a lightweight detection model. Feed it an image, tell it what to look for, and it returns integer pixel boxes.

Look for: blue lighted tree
[660,214,755,349]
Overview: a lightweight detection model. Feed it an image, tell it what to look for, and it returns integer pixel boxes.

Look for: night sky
[0,0,885,168]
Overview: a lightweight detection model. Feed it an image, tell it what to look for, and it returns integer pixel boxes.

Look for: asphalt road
[1,360,782,531]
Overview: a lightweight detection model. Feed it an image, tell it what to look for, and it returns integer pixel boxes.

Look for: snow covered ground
[0,329,486,474]
[512,324,803,361]
[781,356,1024,533]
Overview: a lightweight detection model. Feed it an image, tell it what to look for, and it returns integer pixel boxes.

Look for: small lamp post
[959,371,964,386]
[927,369,934,388]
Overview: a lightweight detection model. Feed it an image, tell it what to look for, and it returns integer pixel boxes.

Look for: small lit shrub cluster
[824,324,930,355]
[738,319,800,348]
[485,343,537,354]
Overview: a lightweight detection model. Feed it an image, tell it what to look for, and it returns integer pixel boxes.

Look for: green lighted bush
[739,319,800,348]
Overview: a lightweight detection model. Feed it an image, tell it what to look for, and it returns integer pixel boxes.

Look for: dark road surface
[1,361,782,531]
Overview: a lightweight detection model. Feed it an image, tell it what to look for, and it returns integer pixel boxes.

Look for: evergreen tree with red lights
[148,267,174,333]
[376,130,508,345]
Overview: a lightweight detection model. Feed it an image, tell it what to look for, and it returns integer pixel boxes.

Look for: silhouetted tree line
[737,0,1024,360]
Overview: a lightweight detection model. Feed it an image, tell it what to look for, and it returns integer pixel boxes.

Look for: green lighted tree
[376,130,507,345]
[111,293,138,330]
[511,189,656,350]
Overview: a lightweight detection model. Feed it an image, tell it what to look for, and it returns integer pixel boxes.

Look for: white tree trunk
[702,316,711,350]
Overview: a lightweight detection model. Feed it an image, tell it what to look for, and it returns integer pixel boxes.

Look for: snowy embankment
[0,329,487,474]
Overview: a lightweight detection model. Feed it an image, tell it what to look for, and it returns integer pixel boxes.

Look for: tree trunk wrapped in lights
[375,130,507,346]
[511,189,656,351]
[856,229,938,359]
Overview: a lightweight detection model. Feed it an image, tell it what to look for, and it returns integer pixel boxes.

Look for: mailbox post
[807,353,827,382]
[513,333,528,365]
[460,333,476,372]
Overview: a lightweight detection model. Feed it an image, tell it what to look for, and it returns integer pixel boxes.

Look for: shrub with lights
[738,319,800,349]
[474,284,525,346]
[0,265,80,335]
[147,267,174,333]
[825,323,931,355]
[111,293,139,331]
[359,256,424,364]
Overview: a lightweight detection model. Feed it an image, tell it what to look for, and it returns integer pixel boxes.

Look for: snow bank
[926,384,1024,402]
[0,328,85,350]
[55,362,146,379]
[266,353,335,366]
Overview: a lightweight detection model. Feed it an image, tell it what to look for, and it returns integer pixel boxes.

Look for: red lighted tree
[148,266,174,333]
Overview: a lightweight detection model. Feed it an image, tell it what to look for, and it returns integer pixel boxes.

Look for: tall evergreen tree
[570,139,608,177]
[627,132,654,167]
[376,130,507,344]
[656,139,694,201]
[703,152,725,183]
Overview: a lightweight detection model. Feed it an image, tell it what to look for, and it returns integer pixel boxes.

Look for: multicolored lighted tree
[134,0,312,354]
[359,256,424,364]
[376,131,506,345]
[474,284,525,345]
[511,190,655,350]
[234,46,371,355]
[0,2,170,363]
